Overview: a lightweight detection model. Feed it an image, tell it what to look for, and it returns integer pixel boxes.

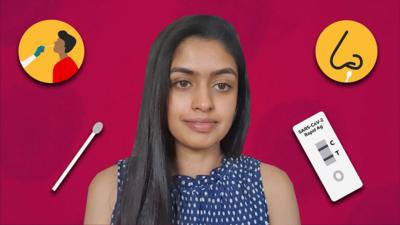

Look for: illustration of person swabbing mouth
[20,30,78,83]
[84,15,300,225]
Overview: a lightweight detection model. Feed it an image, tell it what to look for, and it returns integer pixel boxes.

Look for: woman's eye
[214,83,232,91]
[175,80,191,88]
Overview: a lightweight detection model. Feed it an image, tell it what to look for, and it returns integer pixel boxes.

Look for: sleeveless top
[111,154,270,225]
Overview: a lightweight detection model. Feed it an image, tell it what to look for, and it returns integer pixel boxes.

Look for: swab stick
[52,122,103,192]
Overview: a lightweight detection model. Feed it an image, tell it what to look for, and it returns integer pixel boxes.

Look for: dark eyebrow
[170,67,237,77]
[170,67,194,75]
[211,68,237,77]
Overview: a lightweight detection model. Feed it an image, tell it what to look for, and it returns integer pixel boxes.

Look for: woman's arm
[260,163,301,225]
[84,165,118,225]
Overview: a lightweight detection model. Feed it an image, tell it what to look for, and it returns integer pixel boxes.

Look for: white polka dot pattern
[111,155,269,225]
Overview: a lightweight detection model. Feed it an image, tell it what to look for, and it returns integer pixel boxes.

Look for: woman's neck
[173,142,224,178]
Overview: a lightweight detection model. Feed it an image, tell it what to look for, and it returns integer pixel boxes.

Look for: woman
[84,15,300,225]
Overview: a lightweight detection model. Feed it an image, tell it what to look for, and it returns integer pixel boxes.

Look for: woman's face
[168,36,238,151]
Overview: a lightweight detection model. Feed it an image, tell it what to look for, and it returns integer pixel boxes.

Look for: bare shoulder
[90,164,118,192]
[259,162,301,225]
[84,164,118,224]
[259,163,293,192]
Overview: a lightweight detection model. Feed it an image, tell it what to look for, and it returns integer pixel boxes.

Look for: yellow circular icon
[315,20,378,83]
[18,20,85,84]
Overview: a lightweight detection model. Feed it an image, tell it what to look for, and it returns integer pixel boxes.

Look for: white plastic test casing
[293,111,363,202]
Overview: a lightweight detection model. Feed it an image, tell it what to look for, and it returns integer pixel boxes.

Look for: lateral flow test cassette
[293,111,363,202]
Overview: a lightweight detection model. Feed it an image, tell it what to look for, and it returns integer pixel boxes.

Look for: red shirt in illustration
[53,56,78,83]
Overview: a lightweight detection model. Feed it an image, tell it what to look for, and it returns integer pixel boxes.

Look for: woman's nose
[191,85,214,112]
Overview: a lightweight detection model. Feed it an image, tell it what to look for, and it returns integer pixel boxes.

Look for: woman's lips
[183,119,217,133]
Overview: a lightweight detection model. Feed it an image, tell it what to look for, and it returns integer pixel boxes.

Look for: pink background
[1,0,399,224]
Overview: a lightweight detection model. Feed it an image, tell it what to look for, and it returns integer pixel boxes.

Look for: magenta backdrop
[1,0,399,224]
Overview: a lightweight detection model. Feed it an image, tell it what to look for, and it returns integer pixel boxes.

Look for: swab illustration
[52,122,103,192]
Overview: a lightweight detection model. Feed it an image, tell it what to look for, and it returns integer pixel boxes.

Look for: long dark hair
[118,15,250,224]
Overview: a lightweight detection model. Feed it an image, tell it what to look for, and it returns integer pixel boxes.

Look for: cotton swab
[345,70,352,83]
[52,122,103,192]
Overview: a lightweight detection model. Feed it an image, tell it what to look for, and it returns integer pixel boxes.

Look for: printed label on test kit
[293,111,363,202]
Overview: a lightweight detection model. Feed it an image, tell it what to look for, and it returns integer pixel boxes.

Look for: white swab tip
[92,122,103,134]
[345,70,352,82]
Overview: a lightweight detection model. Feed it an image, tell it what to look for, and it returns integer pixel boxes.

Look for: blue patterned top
[111,154,269,225]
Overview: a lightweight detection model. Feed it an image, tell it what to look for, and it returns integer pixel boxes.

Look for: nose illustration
[315,20,377,84]
[329,30,364,82]
[330,30,364,70]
